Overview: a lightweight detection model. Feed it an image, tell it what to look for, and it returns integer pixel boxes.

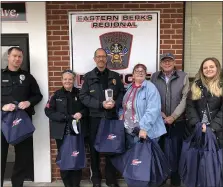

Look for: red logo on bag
[71,151,79,157]
[107,134,117,140]
[12,118,22,127]
[131,159,142,166]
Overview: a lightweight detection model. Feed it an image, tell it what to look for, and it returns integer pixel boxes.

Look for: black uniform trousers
[56,139,82,187]
[88,117,118,185]
[1,131,34,187]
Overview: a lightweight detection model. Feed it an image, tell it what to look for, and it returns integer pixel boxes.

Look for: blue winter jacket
[119,80,166,139]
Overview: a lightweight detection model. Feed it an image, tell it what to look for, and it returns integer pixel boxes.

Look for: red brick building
[46,2,184,180]
[2,1,222,183]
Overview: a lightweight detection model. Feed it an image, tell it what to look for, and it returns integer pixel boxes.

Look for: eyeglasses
[95,56,107,59]
[134,70,146,75]
[161,59,174,63]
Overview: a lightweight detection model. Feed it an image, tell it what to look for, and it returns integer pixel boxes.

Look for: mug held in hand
[105,89,113,102]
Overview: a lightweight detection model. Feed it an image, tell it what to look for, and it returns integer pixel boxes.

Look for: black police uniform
[79,67,124,186]
[1,67,43,187]
[44,86,87,187]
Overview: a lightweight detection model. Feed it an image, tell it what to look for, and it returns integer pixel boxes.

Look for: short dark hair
[8,47,23,55]
[94,48,107,58]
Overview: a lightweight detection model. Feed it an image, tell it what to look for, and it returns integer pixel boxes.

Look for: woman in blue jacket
[119,64,166,148]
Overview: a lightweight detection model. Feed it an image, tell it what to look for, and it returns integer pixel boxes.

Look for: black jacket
[79,68,124,119]
[186,79,223,146]
[44,87,88,139]
[1,67,43,117]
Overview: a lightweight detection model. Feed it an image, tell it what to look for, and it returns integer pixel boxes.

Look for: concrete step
[3,180,127,187]
[3,179,180,187]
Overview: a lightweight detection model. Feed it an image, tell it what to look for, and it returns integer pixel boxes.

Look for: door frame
[1,34,30,72]
[1,33,34,181]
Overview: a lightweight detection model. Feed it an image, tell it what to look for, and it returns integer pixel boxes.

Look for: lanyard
[123,84,141,122]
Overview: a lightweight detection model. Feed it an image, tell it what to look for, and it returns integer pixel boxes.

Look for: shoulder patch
[45,93,54,108]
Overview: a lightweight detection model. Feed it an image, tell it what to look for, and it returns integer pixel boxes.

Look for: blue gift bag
[123,139,152,182]
[1,110,35,145]
[179,123,203,187]
[150,139,171,186]
[179,123,223,187]
[197,128,222,187]
[94,119,125,154]
[56,134,86,170]
[111,138,170,187]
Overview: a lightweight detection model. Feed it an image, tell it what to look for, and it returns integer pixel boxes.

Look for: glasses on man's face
[95,56,107,59]
[134,70,146,75]
[161,59,174,63]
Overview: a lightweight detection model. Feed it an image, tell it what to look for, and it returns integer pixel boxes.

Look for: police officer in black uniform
[1,47,43,187]
[79,48,124,187]
[45,70,88,187]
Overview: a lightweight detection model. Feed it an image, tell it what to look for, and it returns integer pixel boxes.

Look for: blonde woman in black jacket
[186,57,223,147]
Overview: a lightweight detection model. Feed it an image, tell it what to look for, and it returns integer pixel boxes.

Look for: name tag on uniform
[2,80,9,82]
[90,90,95,93]
[56,99,62,101]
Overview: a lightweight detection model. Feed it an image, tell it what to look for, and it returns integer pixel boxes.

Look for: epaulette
[2,68,7,72]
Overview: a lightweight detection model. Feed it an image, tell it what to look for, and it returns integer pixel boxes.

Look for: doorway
[1,34,33,181]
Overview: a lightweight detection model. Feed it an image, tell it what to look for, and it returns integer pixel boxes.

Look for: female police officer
[45,70,87,187]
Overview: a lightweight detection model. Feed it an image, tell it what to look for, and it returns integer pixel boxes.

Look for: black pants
[1,132,34,187]
[89,117,118,185]
[159,122,185,186]
[56,139,82,187]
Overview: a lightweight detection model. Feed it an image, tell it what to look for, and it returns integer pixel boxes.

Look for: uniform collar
[62,86,74,93]
[88,67,110,79]
[3,66,22,73]
[94,67,108,76]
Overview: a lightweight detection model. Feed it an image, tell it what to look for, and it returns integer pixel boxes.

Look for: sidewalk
[3,180,174,187]
[3,180,128,187]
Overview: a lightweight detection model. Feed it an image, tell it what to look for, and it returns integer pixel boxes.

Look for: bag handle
[137,136,153,143]
[76,120,82,134]
[12,101,19,111]
[205,127,220,151]
[186,123,203,142]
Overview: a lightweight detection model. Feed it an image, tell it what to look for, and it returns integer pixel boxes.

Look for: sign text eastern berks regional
[76,15,153,28]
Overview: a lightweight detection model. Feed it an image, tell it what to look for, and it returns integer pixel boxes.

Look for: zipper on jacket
[160,76,168,115]
[206,102,212,122]
[165,83,169,116]
[134,86,142,123]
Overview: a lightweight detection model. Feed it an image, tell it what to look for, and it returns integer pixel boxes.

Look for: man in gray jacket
[151,53,190,187]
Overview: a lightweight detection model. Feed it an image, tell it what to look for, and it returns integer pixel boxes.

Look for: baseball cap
[160,53,175,61]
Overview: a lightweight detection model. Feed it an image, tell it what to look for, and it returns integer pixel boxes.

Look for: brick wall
[46,1,184,181]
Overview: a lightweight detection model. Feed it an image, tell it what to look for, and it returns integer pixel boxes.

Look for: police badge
[20,74,25,81]
[19,74,25,84]
[99,32,133,70]
[112,79,116,85]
